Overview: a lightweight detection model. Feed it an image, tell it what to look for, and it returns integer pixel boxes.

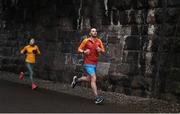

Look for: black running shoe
[71,76,78,88]
[94,96,104,104]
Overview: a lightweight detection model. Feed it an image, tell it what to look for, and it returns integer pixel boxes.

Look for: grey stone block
[124,35,140,50]
[97,62,111,77]
[167,0,180,7]
[148,0,162,8]
[122,51,139,64]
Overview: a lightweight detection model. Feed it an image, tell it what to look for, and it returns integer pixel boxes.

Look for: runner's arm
[78,39,88,53]
[20,47,27,54]
[36,46,41,54]
[98,39,105,53]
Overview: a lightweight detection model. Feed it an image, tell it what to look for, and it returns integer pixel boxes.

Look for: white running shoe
[71,76,78,88]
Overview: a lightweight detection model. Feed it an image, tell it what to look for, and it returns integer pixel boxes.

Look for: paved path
[0,79,140,113]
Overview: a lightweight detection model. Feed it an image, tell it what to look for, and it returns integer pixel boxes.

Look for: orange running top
[78,37,105,65]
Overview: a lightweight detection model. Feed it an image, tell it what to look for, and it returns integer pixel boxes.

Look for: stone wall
[0,0,180,102]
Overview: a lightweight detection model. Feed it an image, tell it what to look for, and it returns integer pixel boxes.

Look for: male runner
[71,28,105,104]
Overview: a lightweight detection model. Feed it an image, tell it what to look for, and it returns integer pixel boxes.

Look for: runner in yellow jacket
[19,38,40,90]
